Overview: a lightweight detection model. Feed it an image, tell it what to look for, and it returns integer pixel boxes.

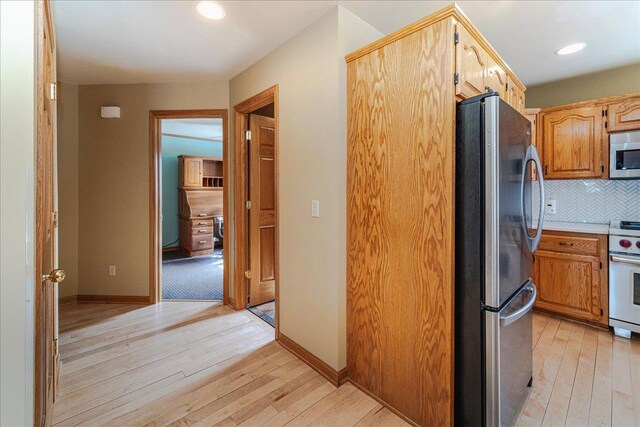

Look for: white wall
[0,1,36,425]
[229,6,382,371]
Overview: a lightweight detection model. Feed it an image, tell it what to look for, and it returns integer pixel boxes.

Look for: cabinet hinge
[52,211,59,228]
[454,73,459,85]
[601,165,605,173]
[244,270,252,279]
[600,308,604,316]
[545,165,549,175]
[49,82,57,101]
[245,200,252,210]
[454,32,459,45]
[600,261,603,269]
[245,130,252,140]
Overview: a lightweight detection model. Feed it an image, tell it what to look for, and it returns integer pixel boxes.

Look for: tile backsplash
[532,179,640,223]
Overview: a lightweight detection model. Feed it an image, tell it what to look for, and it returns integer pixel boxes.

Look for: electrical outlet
[311,200,320,218]
[545,199,557,215]
[108,265,117,276]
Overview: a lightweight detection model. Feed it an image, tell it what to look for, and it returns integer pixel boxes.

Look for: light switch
[108,265,117,276]
[311,200,320,218]
[545,199,557,215]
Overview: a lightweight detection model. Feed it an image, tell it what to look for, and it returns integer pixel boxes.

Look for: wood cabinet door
[507,76,525,114]
[534,250,603,323]
[524,109,539,180]
[485,56,507,100]
[542,106,604,179]
[455,24,487,99]
[181,157,202,187]
[608,98,640,132]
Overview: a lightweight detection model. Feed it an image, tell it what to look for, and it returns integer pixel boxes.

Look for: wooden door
[180,157,203,187]
[542,106,604,179]
[36,1,60,425]
[455,24,486,99]
[507,76,525,114]
[608,98,640,131]
[534,250,602,323]
[485,56,507,100]
[248,114,277,307]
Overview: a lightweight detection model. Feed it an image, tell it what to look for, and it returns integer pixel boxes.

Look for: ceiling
[162,118,223,142]
[53,1,640,87]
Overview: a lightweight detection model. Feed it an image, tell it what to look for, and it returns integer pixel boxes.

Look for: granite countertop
[541,221,610,235]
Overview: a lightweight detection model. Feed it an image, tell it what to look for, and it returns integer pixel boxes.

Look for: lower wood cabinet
[533,231,608,327]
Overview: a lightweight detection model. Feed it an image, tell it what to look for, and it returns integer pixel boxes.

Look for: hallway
[52,302,407,426]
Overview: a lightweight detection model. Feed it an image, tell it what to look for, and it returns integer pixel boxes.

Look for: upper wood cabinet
[608,98,640,132]
[542,106,604,179]
[455,24,486,99]
[524,108,540,180]
[485,55,507,101]
[455,24,524,110]
[507,75,525,114]
[180,156,202,187]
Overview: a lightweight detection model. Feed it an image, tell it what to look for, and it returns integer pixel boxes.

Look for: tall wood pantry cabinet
[346,4,525,426]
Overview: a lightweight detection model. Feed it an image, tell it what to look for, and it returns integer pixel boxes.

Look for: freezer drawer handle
[610,254,640,266]
[500,283,537,327]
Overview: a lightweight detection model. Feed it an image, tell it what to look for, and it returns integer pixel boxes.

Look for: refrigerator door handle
[500,282,537,327]
[520,145,545,253]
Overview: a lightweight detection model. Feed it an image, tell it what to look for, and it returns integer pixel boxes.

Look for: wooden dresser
[178,155,223,256]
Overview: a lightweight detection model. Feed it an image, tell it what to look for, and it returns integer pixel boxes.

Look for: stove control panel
[610,234,640,255]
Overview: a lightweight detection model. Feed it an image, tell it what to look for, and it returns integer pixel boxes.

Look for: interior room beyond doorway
[160,117,225,301]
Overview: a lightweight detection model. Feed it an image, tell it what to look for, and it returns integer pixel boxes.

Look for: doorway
[150,110,229,304]
[233,86,279,332]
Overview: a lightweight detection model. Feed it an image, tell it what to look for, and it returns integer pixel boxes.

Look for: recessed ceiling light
[555,43,587,56]
[196,1,225,20]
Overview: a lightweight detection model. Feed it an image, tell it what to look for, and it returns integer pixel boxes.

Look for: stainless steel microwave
[610,130,640,179]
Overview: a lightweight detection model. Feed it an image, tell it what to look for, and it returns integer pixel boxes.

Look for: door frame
[149,109,229,304]
[232,85,279,337]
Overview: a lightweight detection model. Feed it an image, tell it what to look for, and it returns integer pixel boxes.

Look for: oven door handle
[610,254,640,266]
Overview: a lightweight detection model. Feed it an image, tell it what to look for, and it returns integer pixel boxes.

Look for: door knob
[42,269,65,283]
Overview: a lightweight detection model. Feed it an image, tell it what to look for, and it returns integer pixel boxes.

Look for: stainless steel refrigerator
[455,93,545,426]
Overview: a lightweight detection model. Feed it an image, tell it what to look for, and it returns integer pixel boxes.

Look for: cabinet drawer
[538,233,599,256]
[192,226,213,235]
[191,219,213,228]
[191,235,213,250]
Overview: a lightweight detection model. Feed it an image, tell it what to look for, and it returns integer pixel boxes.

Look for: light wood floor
[54,303,639,426]
[517,312,640,427]
[53,302,408,426]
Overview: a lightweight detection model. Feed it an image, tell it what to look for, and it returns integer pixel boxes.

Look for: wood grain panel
[542,106,604,179]
[347,18,455,427]
[608,97,640,132]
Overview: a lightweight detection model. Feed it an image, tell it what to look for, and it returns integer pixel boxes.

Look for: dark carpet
[247,301,276,327]
[162,248,223,300]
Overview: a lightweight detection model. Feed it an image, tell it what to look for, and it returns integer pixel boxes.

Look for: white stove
[608,220,640,338]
